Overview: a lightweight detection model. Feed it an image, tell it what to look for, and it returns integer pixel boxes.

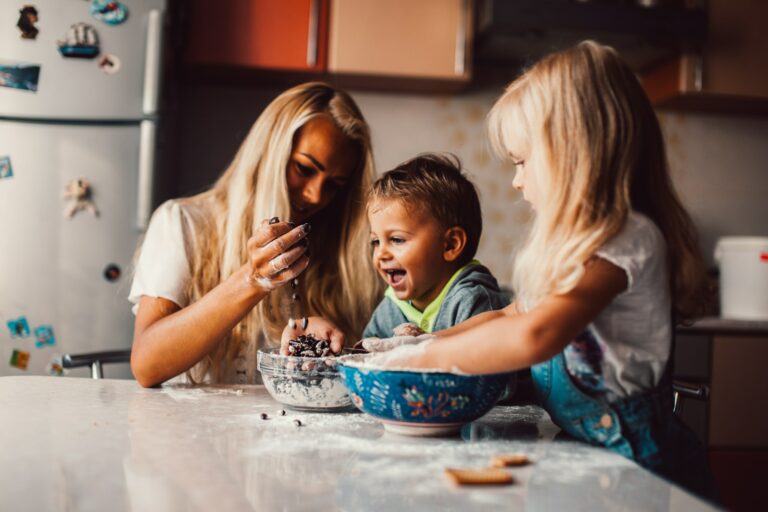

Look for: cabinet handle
[307,0,320,67]
[455,0,469,76]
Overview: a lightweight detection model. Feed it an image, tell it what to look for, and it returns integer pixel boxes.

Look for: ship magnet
[6,316,31,338]
[63,177,99,218]
[9,349,30,370]
[0,156,13,179]
[90,0,128,26]
[97,54,121,75]
[57,23,99,59]
[17,5,39,39]
[34,325,56,348]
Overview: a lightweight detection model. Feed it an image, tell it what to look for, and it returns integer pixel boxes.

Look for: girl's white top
[128,200,261,385]
[571,211,672,399]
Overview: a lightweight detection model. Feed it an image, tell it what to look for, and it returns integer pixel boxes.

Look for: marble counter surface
[0,376,717,511]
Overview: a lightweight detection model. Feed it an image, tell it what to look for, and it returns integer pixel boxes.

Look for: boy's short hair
[369,153,482,266]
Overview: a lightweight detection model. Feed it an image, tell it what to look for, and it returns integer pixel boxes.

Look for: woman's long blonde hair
[178,82,381,382]
[488,41,707,322]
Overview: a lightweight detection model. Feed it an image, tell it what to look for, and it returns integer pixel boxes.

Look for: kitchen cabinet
[674,320,768,511]
[327,0,473,81]
[642,0,768,114]
[184,0,329,71]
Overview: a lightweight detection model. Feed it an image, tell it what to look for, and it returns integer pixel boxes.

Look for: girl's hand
[246,219,310,291]
[280,316,345,356]
[360,333,435,353]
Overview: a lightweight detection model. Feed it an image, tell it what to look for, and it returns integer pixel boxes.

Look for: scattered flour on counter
[161,386,246,402]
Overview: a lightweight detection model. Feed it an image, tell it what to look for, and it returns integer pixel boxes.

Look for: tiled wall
[174,85,768,286]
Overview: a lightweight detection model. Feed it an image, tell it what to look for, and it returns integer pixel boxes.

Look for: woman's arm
[409,258,627,374]
[131,221,310,387]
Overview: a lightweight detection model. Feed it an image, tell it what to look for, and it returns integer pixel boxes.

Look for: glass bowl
[257,348,354,412]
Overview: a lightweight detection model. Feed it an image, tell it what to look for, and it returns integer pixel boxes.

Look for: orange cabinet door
[185,0,328,71]
[328,0,472,80]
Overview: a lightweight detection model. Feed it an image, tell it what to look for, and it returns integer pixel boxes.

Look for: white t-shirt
[563,211,672,399]
[129,200,261,385]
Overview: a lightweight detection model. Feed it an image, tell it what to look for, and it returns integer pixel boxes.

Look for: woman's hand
[280,316,346,355]
[246,218,310,292]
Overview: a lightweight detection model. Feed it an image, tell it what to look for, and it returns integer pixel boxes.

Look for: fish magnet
[10,349,30,370]
[0,156,13,179]
[17,5,39,39]
[34,325,56,348]
[57,23,100,59]
[63,177,99,218]
[90,0,128,26]
[6,316,30,338]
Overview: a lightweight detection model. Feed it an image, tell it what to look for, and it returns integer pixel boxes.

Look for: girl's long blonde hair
[178,82,381,382]
[488,41,707,322]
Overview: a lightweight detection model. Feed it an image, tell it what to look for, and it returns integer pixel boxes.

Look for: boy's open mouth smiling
[383,268,407,288]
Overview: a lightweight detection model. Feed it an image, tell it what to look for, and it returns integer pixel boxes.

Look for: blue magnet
[0,156,12,179]
[6,317,30,338]
[34,325,56,348]
[90,1,128,26]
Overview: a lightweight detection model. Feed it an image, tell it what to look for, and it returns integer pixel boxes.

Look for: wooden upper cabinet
[185,0,329,71]
[643,0,768,113]
[328,0,473,80]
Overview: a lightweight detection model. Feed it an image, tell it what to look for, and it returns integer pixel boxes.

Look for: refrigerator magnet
[0,60,41,92]
[97,54,121,75]
[17,5,39,40]
[63,177,99,218]
[90,0,128,26]
[9,349,30,370]
[46,354,65,376]
[0,156,13,179]
[6,316,31,338]
[33,325,55,349]
[57,23,99,59]
[103,263,121,282]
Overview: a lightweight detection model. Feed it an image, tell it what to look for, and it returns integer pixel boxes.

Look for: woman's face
[286,116,359,223]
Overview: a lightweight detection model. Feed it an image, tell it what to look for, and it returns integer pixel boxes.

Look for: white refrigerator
[0,0,165,378]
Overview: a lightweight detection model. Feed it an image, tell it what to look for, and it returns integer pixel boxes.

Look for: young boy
[363,154,509,339]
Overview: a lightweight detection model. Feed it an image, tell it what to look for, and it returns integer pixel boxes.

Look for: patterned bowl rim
[336,354,515,379]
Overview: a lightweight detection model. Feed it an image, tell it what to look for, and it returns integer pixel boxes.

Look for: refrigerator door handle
[137,120,156,231]
[143,9,163,115]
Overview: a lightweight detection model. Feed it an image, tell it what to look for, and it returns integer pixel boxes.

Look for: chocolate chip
[279,410,286,416]
[260,413,268,420]
[293,419,302,427]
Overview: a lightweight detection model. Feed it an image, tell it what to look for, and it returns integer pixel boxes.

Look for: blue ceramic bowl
[338,355,514,436]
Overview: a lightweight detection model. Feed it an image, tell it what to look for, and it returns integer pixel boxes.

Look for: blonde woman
[368,42,716,501]
[129,82,381,388]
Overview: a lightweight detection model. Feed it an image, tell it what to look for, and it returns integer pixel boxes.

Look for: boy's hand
[280,316,345,356]
[360,333,434,353]
[392,322,425,337]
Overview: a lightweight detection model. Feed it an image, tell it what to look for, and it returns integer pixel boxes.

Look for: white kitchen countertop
[0,376,718,511]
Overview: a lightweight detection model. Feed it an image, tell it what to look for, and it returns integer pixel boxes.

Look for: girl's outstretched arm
[408,258,628,374]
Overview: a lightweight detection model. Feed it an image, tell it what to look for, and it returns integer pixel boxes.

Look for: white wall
[175,84,768,286]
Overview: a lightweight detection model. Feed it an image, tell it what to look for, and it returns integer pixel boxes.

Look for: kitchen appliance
[0,0,165,377]
[715,237,768,321]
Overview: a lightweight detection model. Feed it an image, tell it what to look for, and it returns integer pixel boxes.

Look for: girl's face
[511,153,539,209]
[368,198,451,310]
[286,116,359,223]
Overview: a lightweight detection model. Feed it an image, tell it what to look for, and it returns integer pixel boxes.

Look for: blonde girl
[129,82,381,387]
[373,42,715,500]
